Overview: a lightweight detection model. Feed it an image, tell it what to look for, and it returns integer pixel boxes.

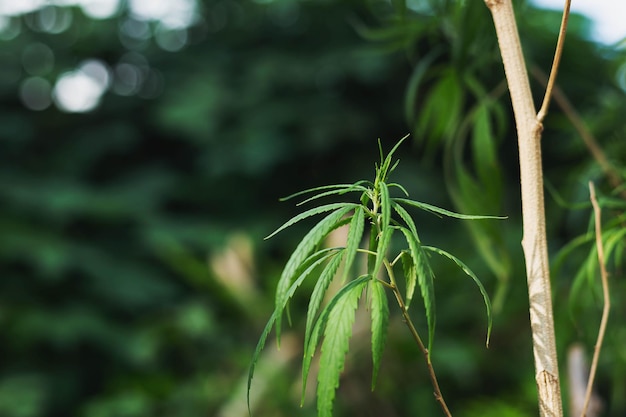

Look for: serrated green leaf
[392,200,417,237]
[301,275,370,406]
[250,248,342,413]
[247,310,277,415]
[400,250,417,309]
[317,277,369,417]
[423,245,493,346]
[279,184,368,202]
[342,206,365,283]
[395,197,505,220]
[296,183,370,206]
[387,182,409,196]
[265,203,357,240]
[275,206,355,345]
[373,227,393,279]
[399,227,435,355]
[304,250,346,363]
[369,279,389,391]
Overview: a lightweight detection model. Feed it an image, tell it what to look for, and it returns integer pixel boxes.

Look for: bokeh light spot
[22,42,55,76]
[112,52,151,96]
[79,0,120,20]
[20,76,52,111]
[155,25,188,52]
[0,0,44,16]
[53,59,110,112]
[27,5,73,34]
[113,63,142,96]
[0,15,21,40]
[128,0,198,29]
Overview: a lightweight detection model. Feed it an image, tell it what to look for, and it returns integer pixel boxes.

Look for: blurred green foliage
[0,0,624,417]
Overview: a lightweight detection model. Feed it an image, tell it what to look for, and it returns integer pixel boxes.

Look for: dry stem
[537,0,572,122]
[582,183,611,417]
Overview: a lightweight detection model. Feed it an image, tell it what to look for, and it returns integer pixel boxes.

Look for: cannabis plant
[248,137,504,416]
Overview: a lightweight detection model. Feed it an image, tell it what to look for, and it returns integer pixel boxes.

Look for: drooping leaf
[405,48,442,124]
[265,203,357,240]
[395,197,505,220]
[392,200,417,237]
[471,103,500,189]
[369,279,389,391]
[400,250,417,309]
[304,250,346,366]
[279,184,369,202]
[317,277,369,417]
[423,245,493,347]
[416,70,464,152]
[250,248,341,411]
[301,276,370,405]
[399,226,435,356]
[247,310,277,414]
[387,182,409,196]
[295,182,371,206]
[274,206,355,345]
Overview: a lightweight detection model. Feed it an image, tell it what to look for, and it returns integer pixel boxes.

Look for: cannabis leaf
[248,136,505,416]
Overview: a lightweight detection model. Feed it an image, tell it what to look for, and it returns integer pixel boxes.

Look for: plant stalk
[384,261,452,417]
[484,1,563,416]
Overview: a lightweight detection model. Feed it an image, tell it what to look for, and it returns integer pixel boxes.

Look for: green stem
[383,260,452,417]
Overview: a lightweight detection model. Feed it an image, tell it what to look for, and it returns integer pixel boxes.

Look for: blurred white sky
[532,0,626,44]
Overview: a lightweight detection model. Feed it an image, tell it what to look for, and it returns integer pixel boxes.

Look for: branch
[537,0,572,122]
[384,260,452,417]
[582,182,610,417]
[531,66,626,199]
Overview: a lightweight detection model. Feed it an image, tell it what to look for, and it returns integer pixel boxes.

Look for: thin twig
[531,66,626,199]
[537,0,572,122]
[384,260,452,417]
[581,182,611,417]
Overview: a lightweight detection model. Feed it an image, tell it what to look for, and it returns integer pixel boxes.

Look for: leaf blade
[395,197,506,220]
[274,205,355,345]
[370,279,389,391]
[317,277,369,417]
[399,227,435,354]
[423,245,493,346]
[265,203,356,240]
